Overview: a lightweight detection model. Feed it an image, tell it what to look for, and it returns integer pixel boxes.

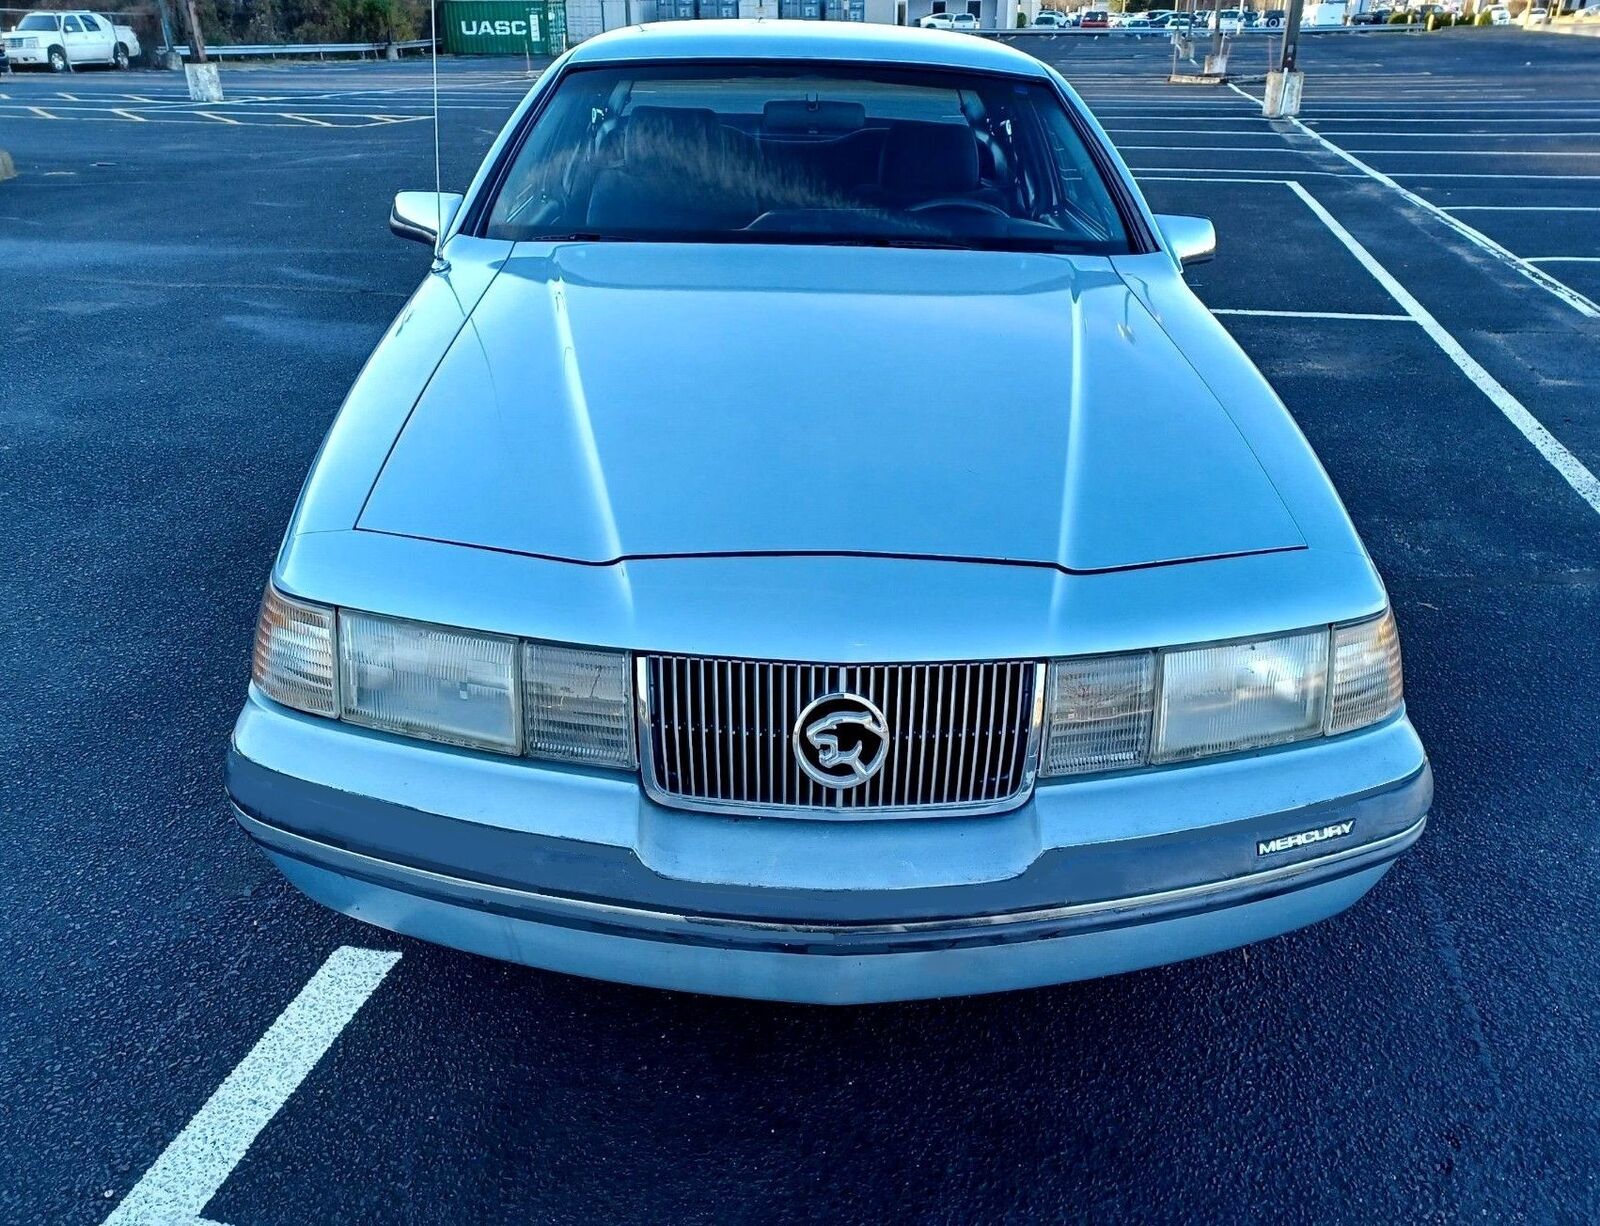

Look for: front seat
[586,106,759,232]
[871,120,983,208]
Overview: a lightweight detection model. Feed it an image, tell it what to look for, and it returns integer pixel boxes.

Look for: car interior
[484,69,1130,251]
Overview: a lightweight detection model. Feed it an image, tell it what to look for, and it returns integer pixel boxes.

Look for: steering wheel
[905,198,1010,218]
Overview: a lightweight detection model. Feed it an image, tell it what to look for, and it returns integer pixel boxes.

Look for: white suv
[2,9,138,71]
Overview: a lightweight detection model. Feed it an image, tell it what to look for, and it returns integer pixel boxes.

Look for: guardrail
[159,38,434,60]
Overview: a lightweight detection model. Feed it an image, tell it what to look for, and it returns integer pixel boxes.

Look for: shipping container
[442,0,568,54]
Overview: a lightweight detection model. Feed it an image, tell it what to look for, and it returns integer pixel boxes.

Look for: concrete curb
[0,150,15,183]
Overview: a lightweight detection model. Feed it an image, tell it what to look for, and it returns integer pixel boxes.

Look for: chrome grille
[639,656,1043,816]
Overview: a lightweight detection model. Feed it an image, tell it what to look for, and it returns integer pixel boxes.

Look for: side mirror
[390,190,465,247]
[1154,214,1217,268]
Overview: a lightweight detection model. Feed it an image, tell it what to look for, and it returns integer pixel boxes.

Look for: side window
[63,15,84,32]
[83,15,103,30]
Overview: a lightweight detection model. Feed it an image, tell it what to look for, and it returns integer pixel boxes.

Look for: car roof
[565,19,1054,77]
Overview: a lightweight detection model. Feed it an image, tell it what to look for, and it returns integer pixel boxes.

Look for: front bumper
[2,47,47,64]
[228,690,1431,1003]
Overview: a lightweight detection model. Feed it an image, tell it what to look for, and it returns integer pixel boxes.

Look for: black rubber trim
[239,805,1424,956]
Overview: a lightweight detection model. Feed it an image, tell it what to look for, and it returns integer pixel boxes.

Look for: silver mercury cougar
[227,21,1431,1004]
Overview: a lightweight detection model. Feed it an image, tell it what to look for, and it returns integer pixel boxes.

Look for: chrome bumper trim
[235,807,1426,940]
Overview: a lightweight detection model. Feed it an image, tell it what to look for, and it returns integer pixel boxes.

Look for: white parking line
[1395,172,1600,179]
[1116,144,1304,152]
[1129,166,1363,177]
[1349,149,1600,158]
[1526,257,1600,264]
[1289,180,1600,519]
[1445,206,1600,212]
[1212,308,1416,321]
[1306,117,1600,125]
[1329,132,1600,139]
[1228,84,1600,318]
[1139,174,1301,183]
[101,947,401,1226]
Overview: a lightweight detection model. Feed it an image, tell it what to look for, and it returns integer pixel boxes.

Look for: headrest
[762,99,867,135]
[879,121,980,196]
[623,106,725,162]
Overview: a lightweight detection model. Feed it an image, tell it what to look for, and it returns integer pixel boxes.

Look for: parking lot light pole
[1263,0,1305,116]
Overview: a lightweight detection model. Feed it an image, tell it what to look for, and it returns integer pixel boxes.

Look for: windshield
[482,64,1132,255]
[17,13,60,28]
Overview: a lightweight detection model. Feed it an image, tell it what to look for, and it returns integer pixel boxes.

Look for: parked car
[231,21,1431,1005]
[0,9,135,70]
[93,11,142,58]
[1079,8,1111,25]
[1349,7,1393,21]
[918,11,955,25]
[1486,3,1510,20]
[1212,7,1246,31]
[948,10,981,28]
[1031,8,1068,24]
[1261,7,1286,24]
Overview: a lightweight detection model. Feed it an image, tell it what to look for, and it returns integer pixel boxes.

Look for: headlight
[1042,612,1403,777]
[1153,629,1329,762]
[1327,609,1403,734]
[1042,652,1154,777]
[523,643,637,768]
[250,586,634,768]
[252,586,337,716]
[339,611,521,753]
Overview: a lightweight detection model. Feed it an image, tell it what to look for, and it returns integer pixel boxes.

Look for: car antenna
[429,0,449,274]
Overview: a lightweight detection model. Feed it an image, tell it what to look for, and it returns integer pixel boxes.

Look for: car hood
[357,243,1303,572]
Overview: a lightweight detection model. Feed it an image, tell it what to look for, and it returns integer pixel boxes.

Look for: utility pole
[181,0,207,61]
[1263,0,1304,116]
[1278,0,1304,70]
[180,0,224,101]
[152,0,180,67]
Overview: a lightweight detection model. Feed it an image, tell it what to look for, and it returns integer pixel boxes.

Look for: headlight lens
[1327,609,1403,734]
[252,585,1402,781]
[523,643,636,768]
[250,586,634,767]
[1153,630,1329,763]
[338,611,521,754]
[251,586,337,717]
[1042,613,1403,777]
[1042,652,1154,777]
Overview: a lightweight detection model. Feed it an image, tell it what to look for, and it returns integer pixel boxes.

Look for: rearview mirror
[390,191,465,247]
[1155,214,1217,268]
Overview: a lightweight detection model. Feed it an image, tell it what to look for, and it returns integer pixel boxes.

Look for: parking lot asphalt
[3,28,1600,1225]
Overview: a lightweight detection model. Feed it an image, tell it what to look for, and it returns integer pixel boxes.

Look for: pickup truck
[1,10,139,71]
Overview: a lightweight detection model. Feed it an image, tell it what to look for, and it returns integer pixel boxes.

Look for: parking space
[3,28,1600,1225]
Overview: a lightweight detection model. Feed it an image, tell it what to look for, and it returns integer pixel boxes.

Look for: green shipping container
[442,0,567,55]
